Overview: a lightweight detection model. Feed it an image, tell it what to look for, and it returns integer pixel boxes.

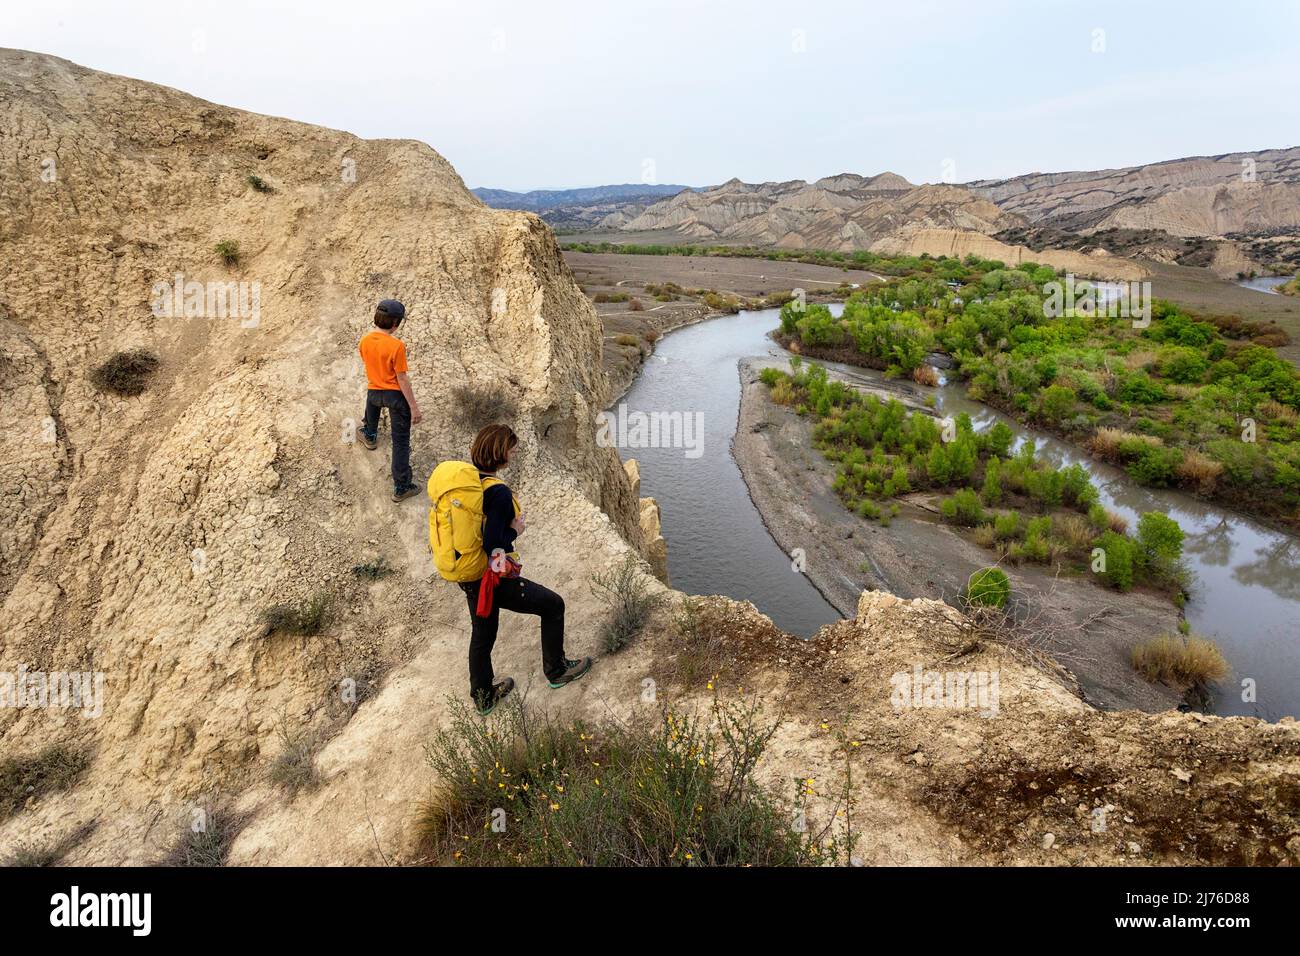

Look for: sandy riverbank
[731,356,1185,713]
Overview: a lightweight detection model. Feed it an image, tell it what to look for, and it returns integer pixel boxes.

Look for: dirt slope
[1,51,1297,866]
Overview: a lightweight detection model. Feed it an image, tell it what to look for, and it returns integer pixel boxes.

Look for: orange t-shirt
[359,330,408,390]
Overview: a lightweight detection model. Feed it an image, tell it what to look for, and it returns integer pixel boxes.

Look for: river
[1236,276,1293,294]
[614,307,1299,719]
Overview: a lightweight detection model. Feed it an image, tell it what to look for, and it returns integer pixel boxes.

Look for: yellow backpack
[427,461,515,582]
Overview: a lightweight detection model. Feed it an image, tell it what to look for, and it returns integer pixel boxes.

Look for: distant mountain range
[472,183,694,230]
[475,147,1300,276]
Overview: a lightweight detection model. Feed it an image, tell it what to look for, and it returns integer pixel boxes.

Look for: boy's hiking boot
[357,428,378,450]
[391,484,420,503]
[548,657,592,690]
[475,677,515,717]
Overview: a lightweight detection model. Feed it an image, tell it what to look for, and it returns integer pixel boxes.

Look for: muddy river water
[614,307,1299,719]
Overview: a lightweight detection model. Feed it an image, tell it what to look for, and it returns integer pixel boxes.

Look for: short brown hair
[373,308,401,330]
[471,424,518,472]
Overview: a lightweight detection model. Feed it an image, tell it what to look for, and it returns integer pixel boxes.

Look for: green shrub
[993,511,1022,540]
[215,239,241,265]
[965,567,1011,609]
[418,696,852,866]
[1126,446,1183,487]
[940,488,985,527]
[590,555,664,652]
[1157,346,1208,384]
[247,174,273,193]
[980,458,1003,504]
[351,557,394,580]
[1135,512,1184,565]
[261,592,332,637]
[984,421,1014,457]
[926,444,952,484]
[1096,531,1135,591]
[1118,372,1166,404]
[1206,439,1270,485]
[1039,384,1077,419]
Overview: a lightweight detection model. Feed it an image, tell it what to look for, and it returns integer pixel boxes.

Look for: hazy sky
[7,1,1299,190]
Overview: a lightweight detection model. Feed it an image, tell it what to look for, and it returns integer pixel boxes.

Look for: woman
[461,423,592,715]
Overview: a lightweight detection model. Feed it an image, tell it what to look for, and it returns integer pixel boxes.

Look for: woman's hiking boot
[391,484,420,503]
[475,677,515,717]
[548,657,592,690]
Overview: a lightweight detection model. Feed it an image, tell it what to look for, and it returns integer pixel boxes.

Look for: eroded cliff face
[2,52,1296,867]
[870,227,1150,281]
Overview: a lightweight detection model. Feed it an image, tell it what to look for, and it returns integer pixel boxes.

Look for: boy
[357,299,423,502]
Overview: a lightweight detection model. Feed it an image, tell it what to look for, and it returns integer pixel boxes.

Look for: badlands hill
[2,51,1298,866]
[615,173,1019,250]
[969,146,1300,234]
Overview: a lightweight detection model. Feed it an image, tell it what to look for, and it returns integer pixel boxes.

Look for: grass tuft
[1,821,97,867]
[1131,634,1229,689]
[261,592,332,637]
[1,745,91,821]
[451,384,517,430]
[159,801,247,866]
[215,239,241,266]
[89,348,160,397]
[350,557,394,581]
[268,716,321,793]
[589,554,664,652]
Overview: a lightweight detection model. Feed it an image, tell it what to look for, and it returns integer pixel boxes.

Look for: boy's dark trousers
[362,389,412,492]
[459,577,566,705]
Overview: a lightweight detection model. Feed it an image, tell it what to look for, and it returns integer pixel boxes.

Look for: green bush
[984,421,1015,457]
[993,511,1022,540]
[1157,346,1208,384]
[1136,512,1184,565]
[418,696,852,866]
[926,444,952,485]
[980,458,1003,504]
[215,239,241,265]
[262,593,332,637]
[1206,439,1270,485]
[965,567,1011,608]
[590,555,664,652]
[1118,372,1166,404]
[1096,531,1135,591]
[940,488,985,527]
[1039,384,1077,420]
[1126,446,1183,487]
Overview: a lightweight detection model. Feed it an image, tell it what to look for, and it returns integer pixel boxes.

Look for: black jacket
[481,475,517,556]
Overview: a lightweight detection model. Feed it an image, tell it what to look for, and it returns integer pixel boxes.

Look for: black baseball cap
[376,299,406,319]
